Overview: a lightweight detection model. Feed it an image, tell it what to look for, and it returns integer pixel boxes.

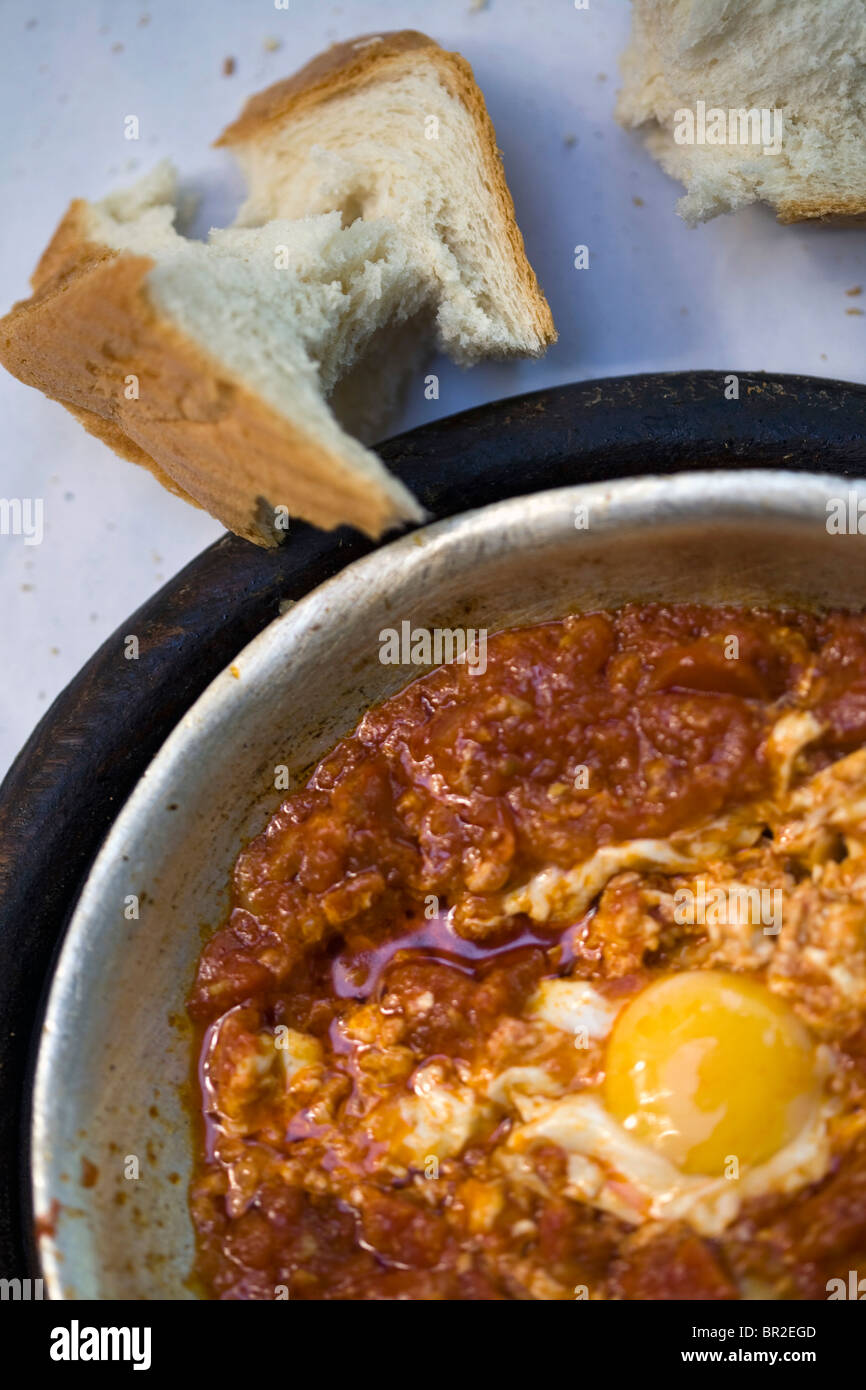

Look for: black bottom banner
[0,1295,857,1376]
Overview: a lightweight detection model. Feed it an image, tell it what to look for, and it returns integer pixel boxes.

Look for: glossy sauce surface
[188,605,866,1299]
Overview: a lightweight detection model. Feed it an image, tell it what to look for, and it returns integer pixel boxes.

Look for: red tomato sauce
[188,605,866,1299]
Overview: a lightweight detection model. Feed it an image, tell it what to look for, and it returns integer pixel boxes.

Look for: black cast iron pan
[2,368,866,1280]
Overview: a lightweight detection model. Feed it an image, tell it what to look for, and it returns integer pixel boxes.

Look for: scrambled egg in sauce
[191,609,866,1299]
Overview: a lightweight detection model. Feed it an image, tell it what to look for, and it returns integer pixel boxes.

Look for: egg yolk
[604,971,819,1176]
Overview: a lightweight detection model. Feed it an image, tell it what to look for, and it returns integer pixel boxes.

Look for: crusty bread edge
[217,29,556,351]
[23,200,204,508]
[217,30,436,139]
[776,196,866,226]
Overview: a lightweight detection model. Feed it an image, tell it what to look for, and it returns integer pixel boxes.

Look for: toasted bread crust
[218,29,555,350]
[21,201,202,506]
[776,196,866,226]
[216,31,437,143]
[0,205,416,544]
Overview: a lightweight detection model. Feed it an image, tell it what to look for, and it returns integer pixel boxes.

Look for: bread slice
[2,165,432,542]
[217,30,555,362]
[617,0,866,225]
[0,31,555,545]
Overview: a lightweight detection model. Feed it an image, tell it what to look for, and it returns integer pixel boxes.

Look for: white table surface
[1,0,864,778]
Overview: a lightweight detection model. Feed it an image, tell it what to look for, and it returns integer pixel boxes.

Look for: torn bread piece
[616,0,866,225]
[0,31,555,545]
[217,30,555,363]
[1,165,428,543]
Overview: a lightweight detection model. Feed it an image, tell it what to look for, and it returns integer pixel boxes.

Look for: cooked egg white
[503,817,766,927]
[480,980,616,1107]
[527,978,620,1041]
[387,1061,491,1167]
[504,1086,833,1237]
[276,1027,324,1082]
[500,971,836,1236]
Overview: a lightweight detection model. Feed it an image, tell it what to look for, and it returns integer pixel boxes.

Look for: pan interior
[30,471,866,1298]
